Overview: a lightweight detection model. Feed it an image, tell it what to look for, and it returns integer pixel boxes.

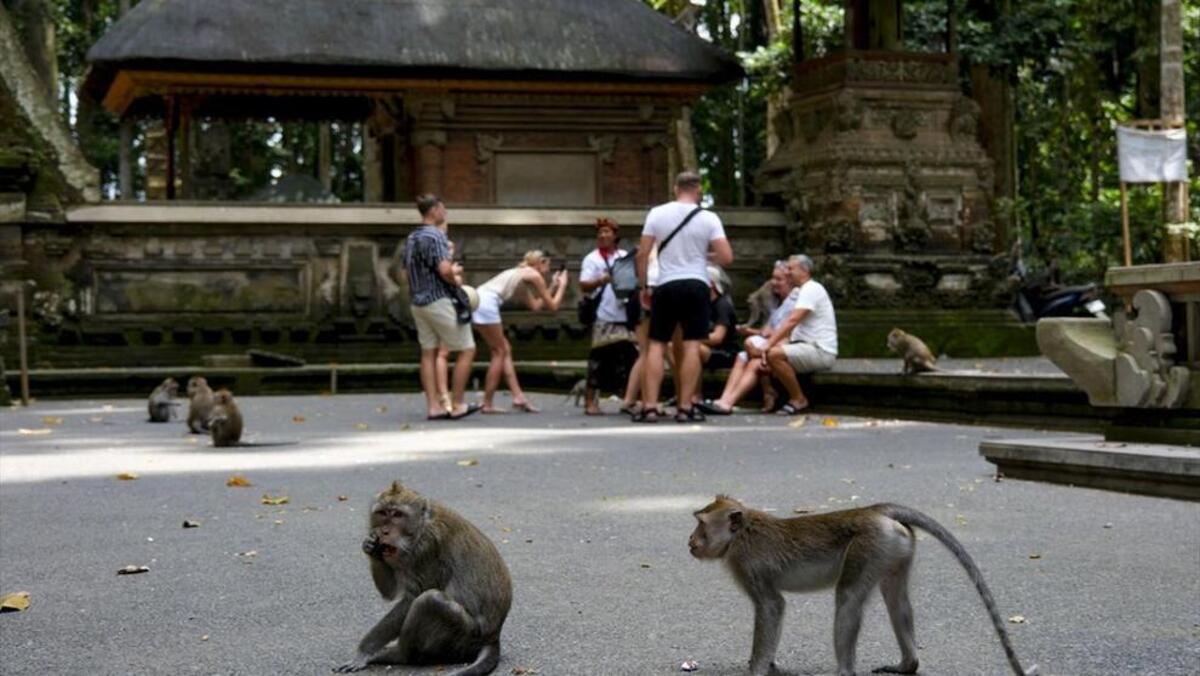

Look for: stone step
[980,436,1200,501]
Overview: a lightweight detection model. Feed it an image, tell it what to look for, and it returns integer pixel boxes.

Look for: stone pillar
[363,125,383,202]
[1161,0,1188,262]
[318,123,333,193]
[143,121,168,200]
[411,130,446,198]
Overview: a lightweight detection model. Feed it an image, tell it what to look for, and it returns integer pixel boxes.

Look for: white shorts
[737,334,769,362]
[412,298,475,352]
[782,342,836,373]
[471,289,503,325]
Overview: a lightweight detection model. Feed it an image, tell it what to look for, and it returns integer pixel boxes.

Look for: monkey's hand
[361,535,382,558]
[333,654,371,673]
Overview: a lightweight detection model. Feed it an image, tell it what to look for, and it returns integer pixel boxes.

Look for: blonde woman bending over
[472,250,568,413]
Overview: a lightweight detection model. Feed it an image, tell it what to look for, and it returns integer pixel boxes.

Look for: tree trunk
[118,0,134,199]
[1160,0,1187,261]
[318,123,333,193]
[12,0,56,101]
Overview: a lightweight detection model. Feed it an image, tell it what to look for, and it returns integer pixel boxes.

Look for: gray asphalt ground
[1,392,1196,676]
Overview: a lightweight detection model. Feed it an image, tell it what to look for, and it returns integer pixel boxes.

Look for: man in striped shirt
[405,195,479,420]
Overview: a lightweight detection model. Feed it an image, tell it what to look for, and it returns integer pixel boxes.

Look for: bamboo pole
[1120,181,1131,267]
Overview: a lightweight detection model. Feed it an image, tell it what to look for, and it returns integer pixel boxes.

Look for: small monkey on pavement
[206,389,296,448]
[336,481,512,675]
[147,377,180,422]
[186,376,215,433]
[689,495,1037,676]
[886,328,938,374]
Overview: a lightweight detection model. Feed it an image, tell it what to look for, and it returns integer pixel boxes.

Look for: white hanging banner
[1117,126,1188,183]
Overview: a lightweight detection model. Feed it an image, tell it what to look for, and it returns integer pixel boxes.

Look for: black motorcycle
[1009,252,1108,323]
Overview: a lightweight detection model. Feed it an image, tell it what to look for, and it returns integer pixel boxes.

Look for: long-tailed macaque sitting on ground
[147,377,179,422]
[335,481,513,676]
[689,495,1037,676]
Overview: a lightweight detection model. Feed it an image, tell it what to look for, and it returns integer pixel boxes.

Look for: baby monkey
[689,495,1037,676]
[886,328,938,374]
[186,376,215,433]
[208,389,243,447]
[337,481,512,675]
[147,377,180,422]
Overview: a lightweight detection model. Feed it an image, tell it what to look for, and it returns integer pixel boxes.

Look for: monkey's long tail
[447,641,500,676]
[879,504,1038,676]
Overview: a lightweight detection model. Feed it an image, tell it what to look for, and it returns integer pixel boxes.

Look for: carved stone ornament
[833,92,864,131]
[410,130,447,148]
[890,109,922,140]
[1113,290,1191,408]
[588,134,618,163]
[950,96,982,140]
[970,220,996,253]
[475,134,504,165]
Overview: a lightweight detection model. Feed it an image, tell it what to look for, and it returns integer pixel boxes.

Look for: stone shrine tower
[758,0,1005,318]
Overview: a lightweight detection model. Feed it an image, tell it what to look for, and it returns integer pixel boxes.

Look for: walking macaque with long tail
[689,495,1037,676]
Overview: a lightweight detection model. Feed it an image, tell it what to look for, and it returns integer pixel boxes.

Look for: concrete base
[980,436,1200,501]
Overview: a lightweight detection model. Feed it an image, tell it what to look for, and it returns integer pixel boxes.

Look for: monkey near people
[564,378,586,407]
[208,389,243,447]
[886,328,938,374]
[336,481,513,675]
[744,279,779,328]
[186,376,215,433]
[147,377,179,422]
[689,495,1037,676]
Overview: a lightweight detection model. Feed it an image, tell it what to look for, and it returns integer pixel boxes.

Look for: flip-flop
[512,401,541,413]
[426,412,451,421]
[631,408,659,423]
[619,403,641,416]
[695,400,732,416]
[449,403,483,420]
[675,407,707,423]
[584,409,605,416]
[777,402,809,416]
[480,407,506,414]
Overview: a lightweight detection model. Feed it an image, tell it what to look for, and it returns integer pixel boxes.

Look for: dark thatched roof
[85,0,743,100]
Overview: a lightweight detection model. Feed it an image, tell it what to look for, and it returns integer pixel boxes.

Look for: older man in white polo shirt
[758,254,838,414]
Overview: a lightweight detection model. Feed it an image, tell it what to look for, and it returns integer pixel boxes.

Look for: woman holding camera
[472,250,568,413]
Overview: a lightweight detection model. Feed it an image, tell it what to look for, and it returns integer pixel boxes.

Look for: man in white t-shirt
[634,171,734,422]
[758,254,838,414]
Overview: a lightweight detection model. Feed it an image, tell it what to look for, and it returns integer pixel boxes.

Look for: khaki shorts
[412,298,475,352]
[782,342,836,373]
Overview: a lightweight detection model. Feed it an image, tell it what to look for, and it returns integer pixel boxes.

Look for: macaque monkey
[565,378,586,407]
[744,279,779,328]
[147,377,180,422]
[336,481,512,675]
[186,376,215,433]
[689,496,1037,676]
[886,328,938,374]
[208,389,243,447]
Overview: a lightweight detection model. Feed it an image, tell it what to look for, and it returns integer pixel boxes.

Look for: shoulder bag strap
[656,206,704,256]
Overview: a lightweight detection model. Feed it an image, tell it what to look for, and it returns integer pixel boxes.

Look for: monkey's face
[212,390,233,406]
[164,379,179,396]
[368,498,427,560]
[689,499,744,560]
[886,329,903,351]
[187,377,206,395]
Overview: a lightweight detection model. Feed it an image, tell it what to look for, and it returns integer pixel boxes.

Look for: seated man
[758,254,837,414]
[699,261,795,414]
[698,265,739,371]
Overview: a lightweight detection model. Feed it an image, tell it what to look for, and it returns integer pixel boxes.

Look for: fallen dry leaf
[955,515,968,526]
[235,550,257,558]
[292,415,306,423]
[456,459,479,467]
[510,668,538,675]
[793,507,816,514]
[117,565,150,575]
[680,660,699,672]
[42,416,64,426]
[354,422,370,431]
[821,417,839,428]
[1008,615,1026,624]
[116,472,140,481]
[261,494,289,506]
[182,520,201,529]
[1029,553,1041,560]
[400,423,412,431]
[18,428,51,436]
[376,405,388,414]
[225,475,252,487]
[639,563,652,569]
[0,591,31,613]
[336,495,349,502]
[788,415,808,428]
[200,635,209,641]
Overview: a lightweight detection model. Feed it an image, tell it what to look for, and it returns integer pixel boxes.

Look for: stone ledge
[980,436,1200,501]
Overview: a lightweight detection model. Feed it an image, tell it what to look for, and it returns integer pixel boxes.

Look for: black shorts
[649,279,711,343]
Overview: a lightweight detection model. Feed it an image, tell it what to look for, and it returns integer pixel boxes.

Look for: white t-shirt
[581,248,629,324]
[787,280,838,356]
[641,201,726,286]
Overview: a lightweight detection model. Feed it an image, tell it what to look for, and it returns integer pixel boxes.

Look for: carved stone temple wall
[757,52,1008,311]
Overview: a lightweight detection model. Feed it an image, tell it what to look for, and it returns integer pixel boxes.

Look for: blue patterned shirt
[405,226,451,307]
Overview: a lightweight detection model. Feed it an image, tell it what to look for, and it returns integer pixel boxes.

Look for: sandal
[512,401,540,413]
[584,408,604,416]
[695,400,732,416]
[675,407,707,423]
[631,408,659,423]
[619,402,641,416]
[449,403,483,420]
[426,412,451,421]
[777,402,809,416]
